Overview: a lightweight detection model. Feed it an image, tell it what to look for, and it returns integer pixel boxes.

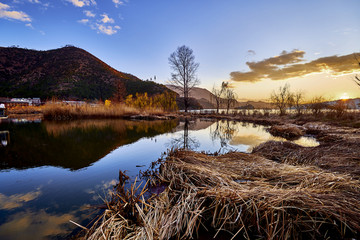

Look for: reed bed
[252,135,360,179]
[268,124,305,140]
[82,149,360,239]
[42,102,167,120]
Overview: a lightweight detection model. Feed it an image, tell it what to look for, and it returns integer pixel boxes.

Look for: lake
[0,118,318,239]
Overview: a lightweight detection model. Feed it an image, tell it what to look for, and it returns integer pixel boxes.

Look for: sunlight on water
[0,119,319,239]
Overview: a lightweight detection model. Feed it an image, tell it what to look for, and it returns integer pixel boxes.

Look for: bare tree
[293,90,305,115]
[211,86,223,114]
[211,82,227,114]
[308,96,327,115]
[223,84,237,114]
[355,54,360,87]
[270,83,294,115]
[168,45,200,112]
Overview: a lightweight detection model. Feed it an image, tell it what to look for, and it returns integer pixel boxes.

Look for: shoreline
[76,116,360,239]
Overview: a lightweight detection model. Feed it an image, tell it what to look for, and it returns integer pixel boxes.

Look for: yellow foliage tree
[104,99,111,107]
[124,91,178,112]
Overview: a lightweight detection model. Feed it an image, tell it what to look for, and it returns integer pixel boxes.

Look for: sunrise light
[340,92,350,100]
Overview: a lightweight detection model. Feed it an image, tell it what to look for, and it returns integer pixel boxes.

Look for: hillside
[0,46,170,100]
[166,85,273,109]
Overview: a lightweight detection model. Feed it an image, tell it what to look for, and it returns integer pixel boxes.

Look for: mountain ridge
[0,46,171,100]
[166,84,274,109]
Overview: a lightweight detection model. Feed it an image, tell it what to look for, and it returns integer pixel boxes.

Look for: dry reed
[82,149,360,239]
[268,124,305,140]
[42,102,167,120]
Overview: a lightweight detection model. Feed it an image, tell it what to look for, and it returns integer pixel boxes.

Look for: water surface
[0,119,318,239]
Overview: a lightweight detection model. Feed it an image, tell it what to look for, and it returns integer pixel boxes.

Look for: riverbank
[79,120,360,239]
[6,104,360,128]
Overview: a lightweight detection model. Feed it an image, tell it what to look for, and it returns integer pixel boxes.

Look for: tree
[355,54,360,87]
[308,96,327,115]
[223,83,237,114]
[270,83,294,115]
[168,45,200,112]
[293,90,305,115]
[211,83,225,114]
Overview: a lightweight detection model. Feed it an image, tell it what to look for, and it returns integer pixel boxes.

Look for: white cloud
[114,25,121,30]
[112,0,124,8]
[96,23,118,35]
[84,10,95,17]
[67,0,96,8]
[100,13,114,23]
[0,2,31,22]
[78,18,89,24]
[25,23,34,28]
[28,0,41,4]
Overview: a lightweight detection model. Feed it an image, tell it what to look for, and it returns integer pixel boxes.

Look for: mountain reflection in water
[0,119,318,240]
[0,119,178,170]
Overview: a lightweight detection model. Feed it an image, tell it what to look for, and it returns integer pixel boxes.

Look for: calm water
[0,119,318,239]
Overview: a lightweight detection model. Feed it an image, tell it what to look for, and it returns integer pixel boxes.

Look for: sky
[1,0,360,101]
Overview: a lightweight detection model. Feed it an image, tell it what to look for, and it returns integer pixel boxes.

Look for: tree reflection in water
[168,119,200,150]
[210,120,238,150]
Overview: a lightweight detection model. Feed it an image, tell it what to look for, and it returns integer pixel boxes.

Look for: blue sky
[1,0,360,100]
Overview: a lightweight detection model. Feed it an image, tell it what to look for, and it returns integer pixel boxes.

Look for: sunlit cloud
[100,13,114,24]
[95,24,118,35]
[25,22,33,28]
[78,18,88,24]
[230,50,360,83]
[84,10,95,17]
[0,210,76,239]
[28,0,41,4]
[112,0,124,8]
[0,189,41,210]
[0,2,31,22]
[66,0,96,8]
[230,134,264,147]
[85,179,118,201]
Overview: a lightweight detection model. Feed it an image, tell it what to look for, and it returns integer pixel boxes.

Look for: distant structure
[0,104,6,118]
[0,98,41,108]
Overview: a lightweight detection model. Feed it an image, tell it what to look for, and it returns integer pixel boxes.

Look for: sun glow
[339,92,350,100]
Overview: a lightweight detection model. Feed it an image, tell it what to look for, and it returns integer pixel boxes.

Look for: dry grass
[42,102,166,120]
[253,122,360,178]
[268,124,305,140]
[81,149,360,239]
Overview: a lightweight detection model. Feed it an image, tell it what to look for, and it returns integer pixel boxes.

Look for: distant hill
[324,98,360,109]
[166,85,219,108]
[166,85,273,109]
[0,46,170,100]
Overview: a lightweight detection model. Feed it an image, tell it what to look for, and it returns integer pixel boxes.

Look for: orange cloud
[230,51,360,83]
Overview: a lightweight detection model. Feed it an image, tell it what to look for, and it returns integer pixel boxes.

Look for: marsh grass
[42,102,166,120]
[82,150,360,239]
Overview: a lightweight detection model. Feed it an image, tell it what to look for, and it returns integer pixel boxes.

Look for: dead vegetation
[80,148,360,239]
[268,124,305,140]
[253,122,360,179]
[42,102,167,120]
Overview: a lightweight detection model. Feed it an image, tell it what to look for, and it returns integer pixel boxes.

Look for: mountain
[325,98,360,109]
[166,85,274,109]
[0,46,170,100]
[166,85,218,108]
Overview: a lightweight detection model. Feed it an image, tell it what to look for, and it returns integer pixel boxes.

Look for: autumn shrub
[125,91,178,112]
